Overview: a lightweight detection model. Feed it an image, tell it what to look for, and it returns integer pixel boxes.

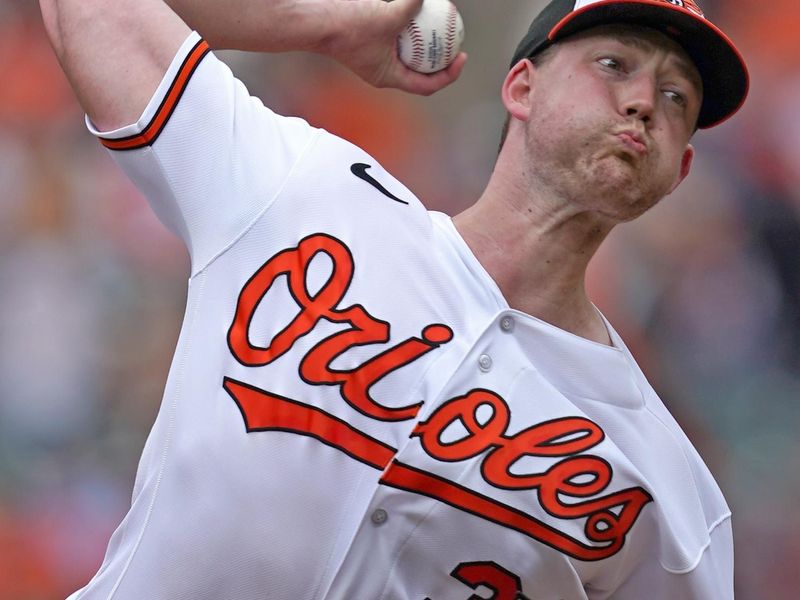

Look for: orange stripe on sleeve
[99,39,211,151]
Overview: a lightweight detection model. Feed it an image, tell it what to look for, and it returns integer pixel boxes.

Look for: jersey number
[422,561,529,600]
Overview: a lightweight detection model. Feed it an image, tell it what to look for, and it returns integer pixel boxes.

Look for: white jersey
[70,32,733,600]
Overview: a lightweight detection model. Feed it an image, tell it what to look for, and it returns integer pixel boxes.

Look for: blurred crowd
[0,1,798,598]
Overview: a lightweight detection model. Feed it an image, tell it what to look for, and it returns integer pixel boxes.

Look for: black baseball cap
[511,0,749,128]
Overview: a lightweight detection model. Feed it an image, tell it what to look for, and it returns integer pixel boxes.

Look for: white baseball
[397,0,464,74]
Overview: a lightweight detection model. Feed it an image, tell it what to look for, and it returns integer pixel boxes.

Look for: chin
[583,182,662,222]
[588,165,667,219]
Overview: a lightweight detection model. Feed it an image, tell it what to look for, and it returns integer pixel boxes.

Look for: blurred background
[0,0,797,597]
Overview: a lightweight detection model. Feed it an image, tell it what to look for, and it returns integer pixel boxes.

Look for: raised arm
[39,0,466,131]
[165,0,466,93]
[39,0,189,131]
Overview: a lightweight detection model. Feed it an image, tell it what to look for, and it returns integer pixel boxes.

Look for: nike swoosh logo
[350,163,409,205]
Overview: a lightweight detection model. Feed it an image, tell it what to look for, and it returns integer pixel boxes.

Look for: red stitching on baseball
[406,21,425,70]
[445,3,457,65]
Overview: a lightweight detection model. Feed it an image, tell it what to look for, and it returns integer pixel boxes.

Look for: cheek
[560,78,614,120]
[662,139,690,183]
[649,123,689,169]
[532,71,610,120]
[528,84,611,148]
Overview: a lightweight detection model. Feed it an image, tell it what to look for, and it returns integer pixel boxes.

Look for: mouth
[614,131,648,156]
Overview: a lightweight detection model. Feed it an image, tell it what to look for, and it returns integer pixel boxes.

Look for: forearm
[162,0,467,95]
[164,0,337,53]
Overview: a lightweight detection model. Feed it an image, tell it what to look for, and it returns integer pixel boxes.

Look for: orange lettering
[228,234,352,366]
[412,390,509,461]
[410,389,652,557]
[223,377,396,470]
[225,376,651,562]
[227,234,453,421]
[225,235,649,560]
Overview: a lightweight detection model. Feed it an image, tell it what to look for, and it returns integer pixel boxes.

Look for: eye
[663,89,687,107]
[598,57,624,71]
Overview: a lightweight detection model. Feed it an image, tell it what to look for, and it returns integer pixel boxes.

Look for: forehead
[557,24,702,89]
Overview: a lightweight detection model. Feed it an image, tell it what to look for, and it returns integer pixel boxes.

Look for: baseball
[397,0,464,74]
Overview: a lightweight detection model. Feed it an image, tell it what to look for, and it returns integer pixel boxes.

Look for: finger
[392,51,468,96]
[443,51,468,83]
[384,0,425,29]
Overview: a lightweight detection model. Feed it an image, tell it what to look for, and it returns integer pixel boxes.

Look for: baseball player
[40,0,748,598]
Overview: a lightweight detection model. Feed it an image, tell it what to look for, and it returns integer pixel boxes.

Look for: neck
[454,167,615,345]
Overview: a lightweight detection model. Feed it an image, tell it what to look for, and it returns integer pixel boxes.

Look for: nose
[619,74,656,124]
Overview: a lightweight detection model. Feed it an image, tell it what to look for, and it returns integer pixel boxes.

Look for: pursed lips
[614,130,649,156]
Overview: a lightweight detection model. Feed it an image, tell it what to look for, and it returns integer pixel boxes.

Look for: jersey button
[371,508,388,526]
[500,316,515,332]
[478,354,493,372]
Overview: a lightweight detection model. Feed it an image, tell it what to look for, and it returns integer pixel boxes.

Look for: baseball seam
[406,21,425,71]
[445,2,457,66]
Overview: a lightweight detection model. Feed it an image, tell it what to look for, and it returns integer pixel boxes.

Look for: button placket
[370,508,388,526]
[500,315,515,333]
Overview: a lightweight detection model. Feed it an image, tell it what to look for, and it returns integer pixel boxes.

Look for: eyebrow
[614,34,703,91]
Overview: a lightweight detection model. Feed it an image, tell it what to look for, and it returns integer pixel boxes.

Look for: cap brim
[549,0,749,128]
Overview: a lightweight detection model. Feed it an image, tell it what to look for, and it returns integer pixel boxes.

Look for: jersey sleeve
[607,512,734,599]
[671,515,734,599]
[86,31,320,274]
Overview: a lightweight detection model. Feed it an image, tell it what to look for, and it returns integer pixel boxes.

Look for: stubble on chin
[524,119,673,222]
[567,133,675,221]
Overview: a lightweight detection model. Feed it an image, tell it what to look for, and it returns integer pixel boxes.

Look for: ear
[501,59,536,122]
[668,144,694,194]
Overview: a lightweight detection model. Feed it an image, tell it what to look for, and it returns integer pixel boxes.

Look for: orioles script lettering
[223,233,652,561]
[227,233,453,421]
